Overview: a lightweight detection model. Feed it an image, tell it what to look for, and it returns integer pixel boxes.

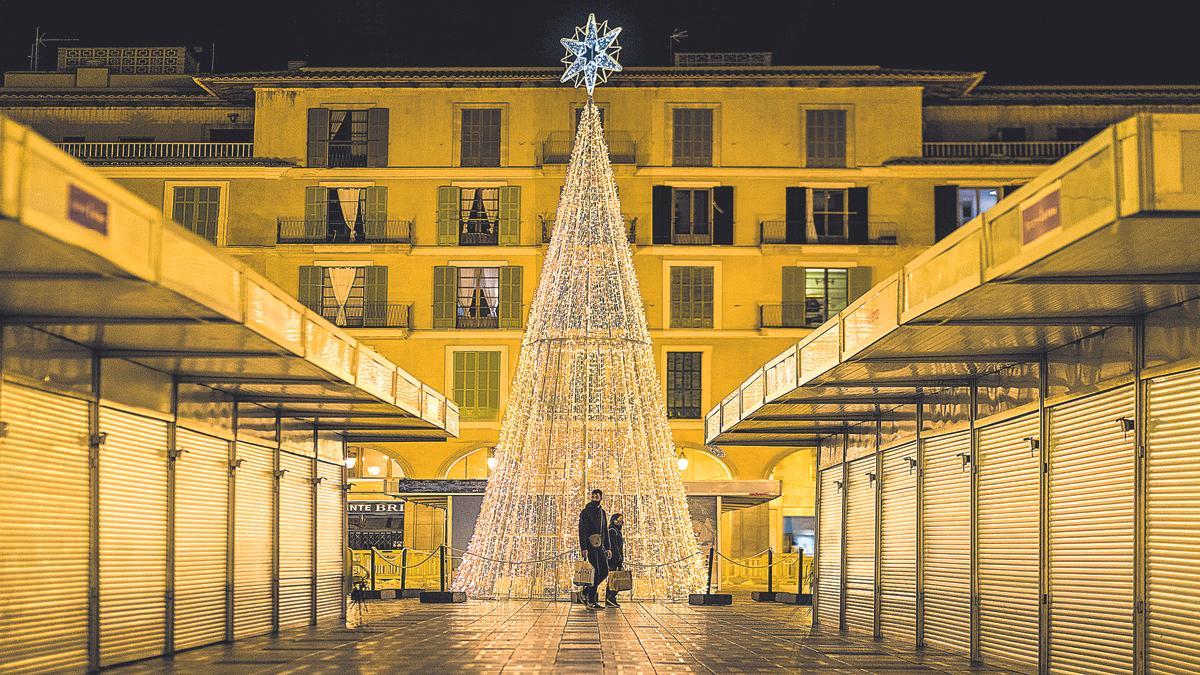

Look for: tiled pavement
[114,597,1013,673]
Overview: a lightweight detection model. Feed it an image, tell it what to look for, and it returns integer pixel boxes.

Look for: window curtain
[806,189,820,242]
[457,267,476,316]
[481,272,499,314]
[327,266,358,325]
[335,188,362,232]
[465,189,491,233]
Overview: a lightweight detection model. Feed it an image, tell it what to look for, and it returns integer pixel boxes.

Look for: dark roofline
[932,84,1200,106]
[194,65,986,100]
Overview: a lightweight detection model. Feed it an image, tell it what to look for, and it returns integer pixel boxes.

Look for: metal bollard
[370,548,377,591]
[705,546,715,595]
[767,548,774,593]
[439,544,447,592]
[797,552,804,596]
[400,548,408,592]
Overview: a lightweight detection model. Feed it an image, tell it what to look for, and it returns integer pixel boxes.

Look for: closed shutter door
[1146,369,1200,674]
[844,455,876,635]
[922,430,971,655]
[279,452,314,628]
[880,442,917,645]
[99,407,169,667]
[977,413,1039,671]
[816,467,843,629]
[1048,385,1135,674]
[0,384,90,673]
[173,428,229,651]
[234,441,274,639]
[316,460,344,621]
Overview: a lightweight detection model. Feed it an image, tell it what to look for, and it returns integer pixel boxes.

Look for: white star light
[560,13,622,96]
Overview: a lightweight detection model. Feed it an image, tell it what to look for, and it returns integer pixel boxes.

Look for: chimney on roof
[286,60,307,72]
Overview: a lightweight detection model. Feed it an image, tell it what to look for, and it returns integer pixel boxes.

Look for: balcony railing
[540,132,637,165]
[277,218,412,244]
[318,303,411,329]
[434,305,524,330]
[541,218,637,244]
[56,141,254,162]
[328,143,368,167]
[459,229,499,246]
[760,303,822,329]
[922,141,1084,161]
[759,220,898,245]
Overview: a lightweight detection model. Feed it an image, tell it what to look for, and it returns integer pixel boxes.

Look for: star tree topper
[561,13,622,97]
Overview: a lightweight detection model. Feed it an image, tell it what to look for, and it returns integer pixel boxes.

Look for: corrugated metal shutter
[922,430,971,655]
[1048,385,1135,675]
[816,467,843,629]
[173,428,229,651]
[279,451,314,629]
[315,460,344,622]
[0,384,90,673]
[99,406,169,667]
[977,413,1039,672]
[1146,369,1200,674]
[844,455,876,635]
[234,441,274,639]
[880,441,917,645]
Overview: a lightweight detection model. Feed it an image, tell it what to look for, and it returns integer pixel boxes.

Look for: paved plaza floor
[114,596,1012,674]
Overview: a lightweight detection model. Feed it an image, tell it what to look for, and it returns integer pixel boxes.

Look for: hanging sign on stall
[1021,187,1061,245]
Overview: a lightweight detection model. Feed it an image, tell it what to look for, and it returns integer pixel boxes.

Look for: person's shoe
[586,602,602,610]
[605,599,620,608]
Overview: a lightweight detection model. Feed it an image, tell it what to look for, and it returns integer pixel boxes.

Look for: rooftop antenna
[668,28,688,65]
[27,26,78,72]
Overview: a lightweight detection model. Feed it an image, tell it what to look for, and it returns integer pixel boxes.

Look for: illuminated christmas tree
[452,15,704,600]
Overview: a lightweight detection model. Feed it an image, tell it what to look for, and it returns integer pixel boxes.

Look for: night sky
[0,0,1188,85]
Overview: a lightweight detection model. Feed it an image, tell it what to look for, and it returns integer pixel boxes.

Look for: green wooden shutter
[366,108,389,168]
[848,267,873,303]
[363,266,388,327]
[433,266,456,328]
[781,266,806,327]
[306,108,329,167]
[499,266,523,329]
[305,186,328,240]
[498,186,521,246]
[363,187,388,240]
[298,266,324,312]
[437,186,461,245]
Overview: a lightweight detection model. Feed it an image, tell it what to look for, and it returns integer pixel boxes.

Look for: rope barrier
[714,549,802,569]
[444,545,704,569]
[372,547,440,570]
[621,550,706,569]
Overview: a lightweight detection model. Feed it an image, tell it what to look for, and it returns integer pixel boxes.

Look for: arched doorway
[768,448,817,556]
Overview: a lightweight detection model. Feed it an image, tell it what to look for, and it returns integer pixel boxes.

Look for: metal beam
[237,408,405,419]
[1005,273,1200,285]
[235,395,381,404]
[811,377,977,388]
[0,271,108,280]
[724,426,850,436]
[772,395,921,405]
[853,353,1041,363]
[342,434,447,443]
[180,375,331,385]
[2,315,236,326]
[907,316,1136,327]
[314,422,428,431]
[101,349,283,359]
[752,413,909,422]
[704,438,822,447]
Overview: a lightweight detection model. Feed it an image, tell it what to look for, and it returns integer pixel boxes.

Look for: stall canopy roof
[707,113,1200,448]
[0,116,458,442]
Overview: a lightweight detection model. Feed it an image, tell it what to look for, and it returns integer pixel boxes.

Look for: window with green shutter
[669,266,714,328]
[806,109,847,168]
[453,350,502,420]
[672,108,713,167]
[172,186,221,244]
[804,268,849,326]
[437,186,462,245]
[499,266,522,329]
[460,108,501,167]
[666,351,703,419]
[433,266,457,328]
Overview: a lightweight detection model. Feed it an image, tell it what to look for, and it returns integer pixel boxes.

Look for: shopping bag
[573,560,594,586]
[608,569,633,592]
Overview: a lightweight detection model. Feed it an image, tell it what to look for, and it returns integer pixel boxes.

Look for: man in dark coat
[578,488,610,609]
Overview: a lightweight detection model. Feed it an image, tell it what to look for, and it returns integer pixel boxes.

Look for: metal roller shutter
[173,428,229,651]
[1146,369,1200,674]
[279,451,314,629]
[844,455,876,635]
[880,441,917,646]
[99,406,169,667]
[0,384,90,673]
[316,460,345,622]
[1048,385,1135,675]
[234,441,274,639]
[977,413,1039,672]
[816,467,843,630]
[921,430,971,655]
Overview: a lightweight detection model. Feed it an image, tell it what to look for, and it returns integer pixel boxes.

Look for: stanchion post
[439,544,447,592]
[767,549,774,593]
[400,548,408,592]
[705,546,715,594]
[370,549,377,592]
[798,551,804,596]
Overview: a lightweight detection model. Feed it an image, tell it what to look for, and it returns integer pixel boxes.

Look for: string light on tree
[452,15,704,600]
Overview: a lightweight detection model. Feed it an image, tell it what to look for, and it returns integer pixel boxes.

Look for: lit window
[957,187,1000,226]
[804,268,849,326]
[456,267,501,328]
[811,189,850,241]
[458,187,500,245]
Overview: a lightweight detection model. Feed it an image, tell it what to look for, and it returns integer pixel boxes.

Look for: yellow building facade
[6,53,1195,576]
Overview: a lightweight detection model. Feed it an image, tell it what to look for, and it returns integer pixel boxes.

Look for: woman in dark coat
[605,513,625,607]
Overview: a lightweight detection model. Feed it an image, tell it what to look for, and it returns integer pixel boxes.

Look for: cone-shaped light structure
[452,102,705,600]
